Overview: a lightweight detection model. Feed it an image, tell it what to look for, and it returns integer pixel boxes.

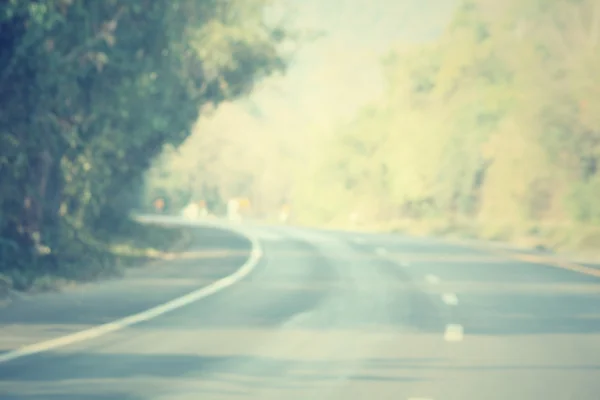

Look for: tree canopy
[292,0,600,241]
[0,0,288,287]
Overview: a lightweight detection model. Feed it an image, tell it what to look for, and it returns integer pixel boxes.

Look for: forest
[291,0,600,253]
[3,0,599,293]
[0,0,288,291]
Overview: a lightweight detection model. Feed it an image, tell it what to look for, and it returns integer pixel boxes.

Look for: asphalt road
[1,217,599,399]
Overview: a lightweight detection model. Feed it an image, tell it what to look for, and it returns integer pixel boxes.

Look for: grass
[0,221,193,297]
[287,212,600,262]
[383,218,600,260]
[109,222,193,268]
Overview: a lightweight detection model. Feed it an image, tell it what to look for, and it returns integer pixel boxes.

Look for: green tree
[0,0,289,285]
[293,0,600,237]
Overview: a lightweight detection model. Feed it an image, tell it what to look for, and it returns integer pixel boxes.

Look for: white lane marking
[375,247,388,256]
[0,225,263,364]
[444,324,464,342]
[425,274,440,284]
[442,293,458,306]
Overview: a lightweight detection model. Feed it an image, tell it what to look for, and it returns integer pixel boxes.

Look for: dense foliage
[293,0,600,248]
[0,0,287,288]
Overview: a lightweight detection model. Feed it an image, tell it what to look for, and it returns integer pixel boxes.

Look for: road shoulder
[0,224,258,359]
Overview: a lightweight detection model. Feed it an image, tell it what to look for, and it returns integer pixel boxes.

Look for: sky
[255,0,456,126]
[173,0,459,204]
[193,0,458,152]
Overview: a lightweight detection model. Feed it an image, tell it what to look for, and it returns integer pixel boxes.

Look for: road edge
[0,220,263,364]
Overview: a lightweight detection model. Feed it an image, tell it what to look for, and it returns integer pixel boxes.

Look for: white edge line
[444,324,464,342]
[441,293,458,306]
[0,219,263,364]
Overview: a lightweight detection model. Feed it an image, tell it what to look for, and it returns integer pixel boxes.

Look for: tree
[0,0,289,282]
[291,0,600,231]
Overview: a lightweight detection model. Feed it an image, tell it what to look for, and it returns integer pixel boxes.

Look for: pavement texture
[0,217,599,399]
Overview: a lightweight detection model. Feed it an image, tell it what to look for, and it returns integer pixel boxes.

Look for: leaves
[293,0,600,226]
[0,0,287,280]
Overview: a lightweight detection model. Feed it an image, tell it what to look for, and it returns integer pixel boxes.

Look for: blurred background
[2,0,599,290]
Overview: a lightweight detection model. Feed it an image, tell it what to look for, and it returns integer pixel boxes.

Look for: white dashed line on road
[425,274,440,284]
[444,324,464,342]
[375,247,388,256]
[441,293,458,305]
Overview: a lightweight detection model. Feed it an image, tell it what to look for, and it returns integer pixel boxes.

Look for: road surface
[1,217,599,399]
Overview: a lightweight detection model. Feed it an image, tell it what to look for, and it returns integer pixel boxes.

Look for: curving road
[1,217,599,399]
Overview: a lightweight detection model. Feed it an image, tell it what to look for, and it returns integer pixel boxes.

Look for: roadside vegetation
[291,0,600,256]
[0,0,289,293]
[77,0,600,260]
[105,0,599,260]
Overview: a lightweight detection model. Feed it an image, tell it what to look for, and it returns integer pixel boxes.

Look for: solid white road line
[0,224,263,364]
[444,324,464,342]
[441,293,459,306]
